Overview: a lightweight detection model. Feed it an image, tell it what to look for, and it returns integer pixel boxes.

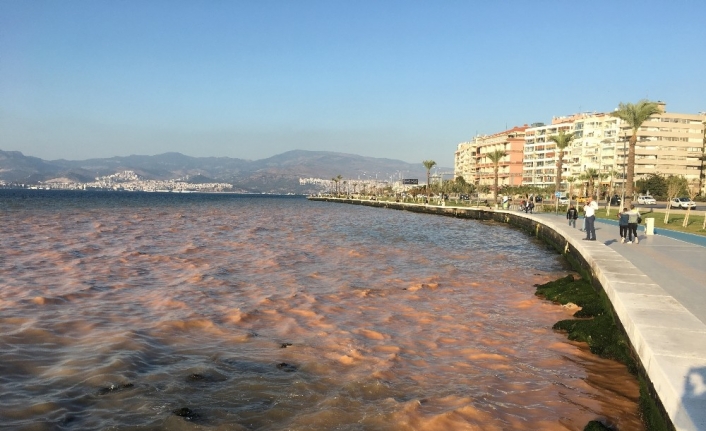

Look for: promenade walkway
[512,210,706,430]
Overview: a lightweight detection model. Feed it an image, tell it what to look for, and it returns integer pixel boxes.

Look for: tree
[486,149,507,203]
[663,175,685,224]
[580,168,600,198]
[636,173,667,199]
[565,176,576,204]
[604,170,620,216]
[331,174,342,196]
[683,180,699,227]
[548,130,575,197]
[422,160,437,198]
[610,100,662,204]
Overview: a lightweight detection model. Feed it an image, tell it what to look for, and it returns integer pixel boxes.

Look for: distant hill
[0,149,449,194]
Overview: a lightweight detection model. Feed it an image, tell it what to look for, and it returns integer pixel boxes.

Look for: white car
[670,197,696,209]
[637,195,656,205]
[558,196,569,204]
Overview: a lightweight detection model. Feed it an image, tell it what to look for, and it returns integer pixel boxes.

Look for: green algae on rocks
[535,275,636,374]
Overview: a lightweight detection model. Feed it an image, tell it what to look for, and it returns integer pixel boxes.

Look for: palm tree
[610,100,662,204]
[548,130,574,198]
[486,150,507,204]
[422,160,437,198]
[605,170,620,216]
[565,176,576,205]
[580,168,600,198]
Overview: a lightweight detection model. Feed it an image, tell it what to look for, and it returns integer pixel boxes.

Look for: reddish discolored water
[0,191,642,430]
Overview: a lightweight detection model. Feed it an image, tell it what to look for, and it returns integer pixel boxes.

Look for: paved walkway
[517,211,706,431]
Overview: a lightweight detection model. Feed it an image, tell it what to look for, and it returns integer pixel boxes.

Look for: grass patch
[639,376,674,431]
[535,275,636,374]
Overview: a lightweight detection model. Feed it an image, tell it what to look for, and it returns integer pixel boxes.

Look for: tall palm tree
[422,160,437,197]
[610,100,662,203]
[486,150,507,203]
[548,130,574,198]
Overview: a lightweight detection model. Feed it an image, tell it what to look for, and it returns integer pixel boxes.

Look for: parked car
[670,197,696,209]
[637,195,657,205]
[558,196,569,204]
[609,195,621,206]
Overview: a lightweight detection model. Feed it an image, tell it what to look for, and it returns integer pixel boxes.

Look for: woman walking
[626,204,641,244]
[618,207,629,243]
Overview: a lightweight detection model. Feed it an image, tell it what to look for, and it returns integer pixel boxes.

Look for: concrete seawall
[309,197,706,431]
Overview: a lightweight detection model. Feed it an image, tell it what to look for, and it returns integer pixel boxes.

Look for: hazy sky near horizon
[2,1,705,168]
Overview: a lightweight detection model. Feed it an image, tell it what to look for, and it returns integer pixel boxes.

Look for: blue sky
[1,1,705,168]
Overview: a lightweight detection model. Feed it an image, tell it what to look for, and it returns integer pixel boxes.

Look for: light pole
[620,132,627,209]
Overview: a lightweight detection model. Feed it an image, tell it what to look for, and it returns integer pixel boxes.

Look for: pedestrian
[582,197,598,241]
[618,207,629,243]
[567,204,578,228]
[521,199,527,212]
[626,204,641,244]
[528,200,535,214]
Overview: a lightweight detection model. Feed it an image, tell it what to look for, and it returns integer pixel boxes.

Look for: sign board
[402,179,418,185]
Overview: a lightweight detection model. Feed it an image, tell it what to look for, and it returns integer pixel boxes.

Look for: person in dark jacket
[567,205,579,228]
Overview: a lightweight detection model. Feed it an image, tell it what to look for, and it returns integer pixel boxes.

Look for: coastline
[308,196,681,430]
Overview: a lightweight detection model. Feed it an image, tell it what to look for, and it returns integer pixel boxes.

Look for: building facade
[454,141,477,184]
[522,116,582,188]
[475,126,527,189]
[620,102,705,190]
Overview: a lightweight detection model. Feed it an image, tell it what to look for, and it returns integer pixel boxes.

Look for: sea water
[0,190,642,430]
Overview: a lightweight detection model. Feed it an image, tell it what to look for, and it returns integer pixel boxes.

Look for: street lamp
[620,132,627,208]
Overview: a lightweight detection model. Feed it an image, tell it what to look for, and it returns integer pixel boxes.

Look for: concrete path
[521,211,706,431]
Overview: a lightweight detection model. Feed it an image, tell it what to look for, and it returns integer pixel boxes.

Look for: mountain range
[0,149,448,194]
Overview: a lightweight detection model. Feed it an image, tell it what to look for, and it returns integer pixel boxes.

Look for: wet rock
[280,343,292,348]
[97,383,134,395]
[187,373,206,381]
[276,362,297,372]
[583,420,613,430]
[172,407,200,420]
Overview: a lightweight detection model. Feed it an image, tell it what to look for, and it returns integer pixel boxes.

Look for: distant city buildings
[30,170,234,192]
[455,101,706,194]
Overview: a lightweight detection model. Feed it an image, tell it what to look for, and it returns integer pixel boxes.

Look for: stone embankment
[309,196,706,431]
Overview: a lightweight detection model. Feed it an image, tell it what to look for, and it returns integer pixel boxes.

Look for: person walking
[626,204,641,244]
[618,207,629,243]
[567,204,578,228]
[528,200,535,214]
[583,197,598,241]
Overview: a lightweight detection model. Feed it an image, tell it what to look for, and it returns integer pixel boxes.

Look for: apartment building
[522,115,584,188]
[620,102,705,189]
[453,127,527,189]
[454,141,477,184]
[475,126,527,188]
[568,113,624,194]
[461,102,705,195]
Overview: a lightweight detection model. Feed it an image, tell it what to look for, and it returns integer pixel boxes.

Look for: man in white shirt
[583,197,599,241]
